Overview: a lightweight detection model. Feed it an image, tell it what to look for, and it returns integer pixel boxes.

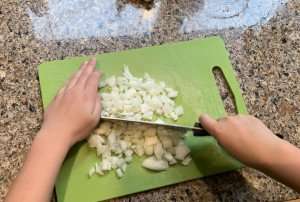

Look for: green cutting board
[38,37,247,202]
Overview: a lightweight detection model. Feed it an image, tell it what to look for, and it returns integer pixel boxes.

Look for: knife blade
[100,116,209,136]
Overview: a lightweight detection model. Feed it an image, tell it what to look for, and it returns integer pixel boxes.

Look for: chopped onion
[88,135,103,149]
[163,152,177,165]
[154,142,164,160]
[88,166,95,178]
[116,168,124,178]
[182,156,192,166]
[142,156,169,171]
[175,141,191,160]
[144,145,154,156]
[88,122,192,178]
[100,66,184,122]
[94,122,112,135]
[87,66,192,178]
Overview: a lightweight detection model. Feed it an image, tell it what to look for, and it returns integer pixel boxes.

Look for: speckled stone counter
[0,0,299,201]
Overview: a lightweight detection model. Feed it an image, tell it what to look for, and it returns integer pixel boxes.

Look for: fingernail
[199,113,207,118]
[199,114,209,121]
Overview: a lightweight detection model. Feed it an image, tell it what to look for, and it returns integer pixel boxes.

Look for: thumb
[199,114,220,138]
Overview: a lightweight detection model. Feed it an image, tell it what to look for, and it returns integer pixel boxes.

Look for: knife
[100,116,210,136]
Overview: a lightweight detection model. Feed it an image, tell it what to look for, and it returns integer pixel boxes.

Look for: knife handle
[193,122,210,136]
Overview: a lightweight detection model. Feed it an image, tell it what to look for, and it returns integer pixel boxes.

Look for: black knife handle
[193,122,210,136]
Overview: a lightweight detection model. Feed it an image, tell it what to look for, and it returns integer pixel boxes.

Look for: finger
[86,70,101,100]
[54,86,66,101]
[67,61,88,89]
[199,114,220,138]
[92,96,101,122]
[216,116,227,122]
[77,58,96,87]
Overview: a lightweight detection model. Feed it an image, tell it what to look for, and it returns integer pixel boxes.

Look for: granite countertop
[0,0,300,201]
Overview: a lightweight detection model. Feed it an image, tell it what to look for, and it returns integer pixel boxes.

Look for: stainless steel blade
[100,116,206,134]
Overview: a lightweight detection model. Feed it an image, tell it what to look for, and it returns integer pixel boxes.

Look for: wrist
[37,128,74,150]
[256,138,288,171]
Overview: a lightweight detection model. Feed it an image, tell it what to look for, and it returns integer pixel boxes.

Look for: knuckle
[248,115,258,121]
[239,114,254,120]
[225,116,235,122]
[239,114,249,118]
[224,116,239,124]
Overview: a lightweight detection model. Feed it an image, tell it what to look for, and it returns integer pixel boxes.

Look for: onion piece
[100,66,184,122]
[154,142,164,160]
[182,156,192,166]
[175,141,191,160]
[142,156,169,171]
[116,168,124,178]
[163,152,177,165]
[144,145,154,156]
[88,135,103,149]
[88,166,95,178]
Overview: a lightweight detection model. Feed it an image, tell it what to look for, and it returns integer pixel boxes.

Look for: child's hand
[199,114,283,169]
[40,59,101,147]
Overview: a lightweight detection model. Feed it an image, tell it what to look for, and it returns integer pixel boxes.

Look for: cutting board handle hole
[212,66,237,115]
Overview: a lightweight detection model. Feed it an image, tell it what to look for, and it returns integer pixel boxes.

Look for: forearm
[259,140,300,192]
[5,130,71,202]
